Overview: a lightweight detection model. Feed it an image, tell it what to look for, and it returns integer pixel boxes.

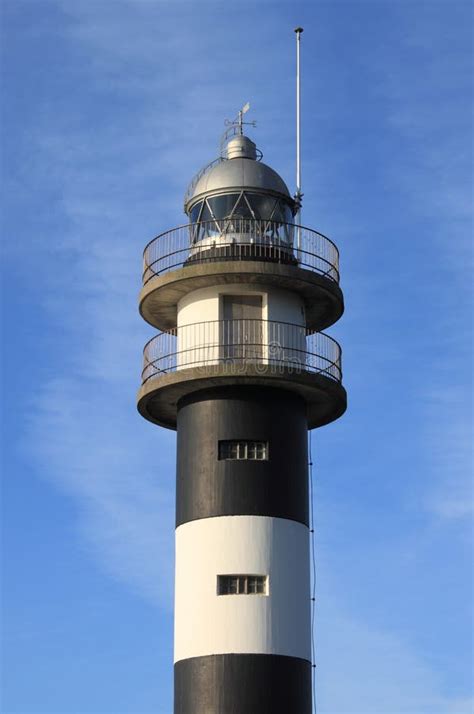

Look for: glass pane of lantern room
[197,202,220,240]
[207,194,240,220]
[231,195,253,219]
[199,202,212,223]
[284,203,294,222]
[271,200,288,223]
[269,201,293,242]
[190,201,202,223]
[246,194,277,221]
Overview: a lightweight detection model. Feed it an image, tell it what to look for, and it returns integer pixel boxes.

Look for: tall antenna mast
[295,27,304,251]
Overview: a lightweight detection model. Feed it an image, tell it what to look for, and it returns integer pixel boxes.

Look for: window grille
[218,440,268,461]
[217,574,268,595]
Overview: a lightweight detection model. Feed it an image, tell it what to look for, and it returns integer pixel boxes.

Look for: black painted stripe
[174,653,312,714]
[176,386,309,527]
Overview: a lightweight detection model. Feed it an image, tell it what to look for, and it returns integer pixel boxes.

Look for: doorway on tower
[221,295,263,364]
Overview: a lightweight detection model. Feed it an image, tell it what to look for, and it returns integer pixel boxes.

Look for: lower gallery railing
[141,319,342,385]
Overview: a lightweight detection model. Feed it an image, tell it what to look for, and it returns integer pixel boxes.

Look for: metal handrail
[142,219,340,287]
[184,157,226,205]
[141,319,342,386]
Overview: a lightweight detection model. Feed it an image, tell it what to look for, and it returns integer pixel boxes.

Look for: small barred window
[218,440,268,461]
[217,574,268,596]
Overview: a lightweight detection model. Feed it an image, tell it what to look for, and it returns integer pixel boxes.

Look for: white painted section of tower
[178,285,222,326]
[174,515,311,663]
[176,285,306,370]
[178,284,305,326]
[176,285,222,368]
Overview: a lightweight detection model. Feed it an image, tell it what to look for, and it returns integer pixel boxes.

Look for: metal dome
[186,156,292,211]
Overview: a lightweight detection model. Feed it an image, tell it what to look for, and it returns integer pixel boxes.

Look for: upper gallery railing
[142,219,340,286]
[141,319,342,386]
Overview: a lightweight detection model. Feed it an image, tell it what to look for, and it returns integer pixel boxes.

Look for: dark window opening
[218,440,269,461]
[217,574,268,595]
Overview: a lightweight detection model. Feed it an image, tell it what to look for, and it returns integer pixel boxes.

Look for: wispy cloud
[316,599,474,713]
[6,0,471,710]
[27,375,176,607]
[421,386,473,522]
[15,0,286,613]
[363,8,473,529]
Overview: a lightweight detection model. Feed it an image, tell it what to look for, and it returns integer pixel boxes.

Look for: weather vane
[224,102,256,135]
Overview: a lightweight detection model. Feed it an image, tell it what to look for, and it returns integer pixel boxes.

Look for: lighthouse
[137,73,346,714]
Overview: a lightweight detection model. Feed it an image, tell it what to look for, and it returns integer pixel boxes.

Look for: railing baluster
[142,319,342,386]
[142,220,339,285]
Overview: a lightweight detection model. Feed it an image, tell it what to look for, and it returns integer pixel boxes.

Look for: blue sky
[1,1,472,713]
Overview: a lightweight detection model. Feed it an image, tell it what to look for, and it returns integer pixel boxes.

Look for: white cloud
[421,386,473,522]
[27,376,175,607]
[10,1,471,710]
[316,600,474,713]
[16,0,270,615]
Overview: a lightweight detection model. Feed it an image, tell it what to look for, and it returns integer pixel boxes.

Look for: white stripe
[174,515,311,663]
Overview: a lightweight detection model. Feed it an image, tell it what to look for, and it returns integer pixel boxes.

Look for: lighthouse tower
[137,107,346,712]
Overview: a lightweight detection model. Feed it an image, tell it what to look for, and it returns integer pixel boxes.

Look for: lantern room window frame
[188,190,295,242]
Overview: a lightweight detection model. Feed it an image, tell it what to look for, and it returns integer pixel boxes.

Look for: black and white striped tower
[137,88,346,714]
